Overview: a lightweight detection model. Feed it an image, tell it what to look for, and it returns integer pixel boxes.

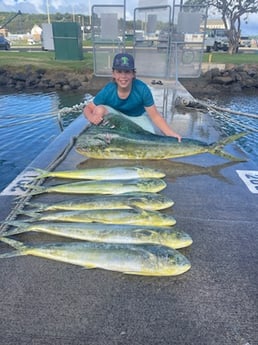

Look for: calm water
[0,90,90,192]
[211,92,258,161]
[0,90,257,192]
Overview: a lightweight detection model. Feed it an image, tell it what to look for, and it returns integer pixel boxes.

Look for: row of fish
[0,166,192,276]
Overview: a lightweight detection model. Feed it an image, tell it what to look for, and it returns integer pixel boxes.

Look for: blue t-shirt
[93,79,154,117]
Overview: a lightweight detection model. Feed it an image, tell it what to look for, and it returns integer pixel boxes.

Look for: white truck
[204,28,229,52]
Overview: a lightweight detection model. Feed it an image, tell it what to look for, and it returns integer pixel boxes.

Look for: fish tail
[0,251,23,259]
[33,168,51,179]
[15,191,41,201]
[207,161,239,184]
[24,202,45,211]
[5,210,39,222]
[1,221,28,236]
[19,210,40,219]
[209,132,248,161]
[22,184,46,196]
[0,236,27,255]
[16,207,41,216]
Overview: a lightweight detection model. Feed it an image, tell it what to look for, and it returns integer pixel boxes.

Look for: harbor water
[0,89,257,192]
[0,90,91,192]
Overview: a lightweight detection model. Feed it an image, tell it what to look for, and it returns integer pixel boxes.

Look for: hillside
[0,11,89,34]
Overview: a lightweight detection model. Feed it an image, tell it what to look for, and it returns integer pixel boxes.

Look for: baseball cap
[112,53,135,70]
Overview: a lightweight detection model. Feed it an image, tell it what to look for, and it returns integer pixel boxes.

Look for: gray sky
[0,0,257,35]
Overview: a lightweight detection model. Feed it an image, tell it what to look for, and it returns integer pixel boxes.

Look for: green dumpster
[52,22,83,60]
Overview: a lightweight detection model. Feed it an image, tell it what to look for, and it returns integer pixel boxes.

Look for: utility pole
[46,0,51,24]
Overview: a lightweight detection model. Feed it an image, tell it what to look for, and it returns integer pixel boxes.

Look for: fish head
[164,229,193,249]
[155,245,191,276]
[136,179,167,193]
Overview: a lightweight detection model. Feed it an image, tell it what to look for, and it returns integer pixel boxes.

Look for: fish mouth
[170,238,193,249]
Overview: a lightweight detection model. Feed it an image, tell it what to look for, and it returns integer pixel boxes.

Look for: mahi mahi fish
[75,113,246,161]
[24,178,166,195]
[0,237,191,276]
[33,166,165,180]
[78,159,240,184]
[21,208,176,226]
[25,193,174,211]
[2,222,192,249]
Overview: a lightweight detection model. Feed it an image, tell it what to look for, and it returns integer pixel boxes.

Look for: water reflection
[78,158,239,184]
[208,91,258,162]
[0,90,87,192]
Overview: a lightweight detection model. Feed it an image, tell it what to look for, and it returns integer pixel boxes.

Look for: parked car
[0,36,11,50]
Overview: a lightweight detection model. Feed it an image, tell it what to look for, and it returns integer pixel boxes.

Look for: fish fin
[100,113,152,135]
[123,271,155,276]
[212,150,246,162]
[0,236,27,251]
[132,229,157,237]
[127,195,163,210]
[0,251,24,259]
[209,132,248,162]
[126,197,143,209]
[129,205,145,213]
[132,207,159,217]
[123,271,140,275]
[83,264,96,269]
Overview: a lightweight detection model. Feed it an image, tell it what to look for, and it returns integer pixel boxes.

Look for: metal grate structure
[91,2,208,114]
[133,2,207,80]
[171,2,208,80]
[92,5,125,76]
[133,5,172,78]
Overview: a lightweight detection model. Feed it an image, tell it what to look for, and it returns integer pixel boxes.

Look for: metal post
[46,0,50,24]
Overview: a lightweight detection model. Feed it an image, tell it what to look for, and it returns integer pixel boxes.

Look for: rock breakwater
[180,64,258,97]
[1,64,258,96]
[0,65,95,92]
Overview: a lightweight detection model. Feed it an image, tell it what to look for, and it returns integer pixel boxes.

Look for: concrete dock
[0,82,257,345]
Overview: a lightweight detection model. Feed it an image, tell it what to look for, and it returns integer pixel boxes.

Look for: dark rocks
[212,75,234,85]
[1,63,258,95]
[69,78,82,89]
[0,65,93,92]
[12,72,27,82]
[180,63,258,97]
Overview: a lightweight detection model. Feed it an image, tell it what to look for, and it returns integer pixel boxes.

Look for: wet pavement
[0,82,257,345]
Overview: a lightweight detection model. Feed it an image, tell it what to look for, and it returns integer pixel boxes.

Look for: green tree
[54,12,64,21]
[185,0,258,54]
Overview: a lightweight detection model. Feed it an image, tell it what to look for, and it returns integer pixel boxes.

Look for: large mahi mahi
[75,113,246,161]
[21,208,176,226]
[2,222,192,249]
[0,237,191,276]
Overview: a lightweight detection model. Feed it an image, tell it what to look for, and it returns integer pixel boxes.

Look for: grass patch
[0,51,94,72]
[203,52,258,64]
[1,50,258,74]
